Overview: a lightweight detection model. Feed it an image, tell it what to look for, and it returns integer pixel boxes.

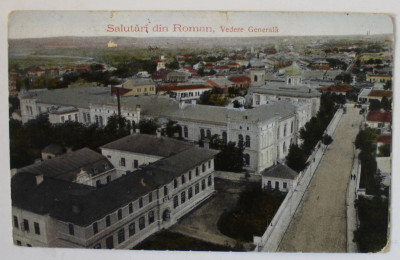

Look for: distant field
[9,55,89,69]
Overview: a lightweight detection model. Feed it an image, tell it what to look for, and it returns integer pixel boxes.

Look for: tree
[384,80,392,90]
[209,136,244,172]
[165,120,181,138]
[167,59,179,70]
[380,97,391,111]
[322,134,333,146]
[369,99,381,111]
[378,144,391,157]
[138,119,158,135]
[335,73,353,84]
[286,144,308,172]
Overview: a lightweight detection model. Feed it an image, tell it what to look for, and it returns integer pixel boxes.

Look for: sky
[8,11,394,39]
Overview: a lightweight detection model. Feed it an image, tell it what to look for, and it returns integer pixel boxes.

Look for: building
[316,84,354,96]
[157,84,212,102]
[113,78,156,97]
[366,74,392,83]
[48,106,80,124]
[228,76,251,89]
[261,164,299,192]
[366,110,392,130]
[166,71,190,82]
[12,141,219,249]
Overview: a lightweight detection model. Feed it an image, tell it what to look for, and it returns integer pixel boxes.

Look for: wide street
[279,105,363,252]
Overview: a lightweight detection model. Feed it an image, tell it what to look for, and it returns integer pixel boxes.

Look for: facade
[12,140,219,249]
[366,74,392,83]
[115,78,157,96]
[366,110,392,130]
[157,84,212,102]
[261,164,299,192]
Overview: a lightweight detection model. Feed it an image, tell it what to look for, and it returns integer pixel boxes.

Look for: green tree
[209,136,244,172]
[165,120,181,138]
[322,134,333,146]
[380,97,391,111]
[286,144,308,172]
[383,80,392,90]
[369,99,381,111]
[378,144,391,157]
[138,119,158,135]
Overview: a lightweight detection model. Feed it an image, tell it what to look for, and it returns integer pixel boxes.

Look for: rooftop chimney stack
[35,174,44,186]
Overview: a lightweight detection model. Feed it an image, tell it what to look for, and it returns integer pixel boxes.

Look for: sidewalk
[346,148,360,252]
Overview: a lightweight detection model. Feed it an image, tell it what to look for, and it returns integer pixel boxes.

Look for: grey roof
[122,78,156,87]
[12,146,219,226]
[18,148,113,182]
[168,101,297,125]
[101,134,193,157]
[252,83,321,98]
[261,164,298,180]
[42,144,64,155]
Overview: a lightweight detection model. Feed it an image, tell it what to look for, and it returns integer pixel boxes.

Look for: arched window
[245,135,250,147]
[238,134,244,147]
[243,154,250,166]
[99,116,103,127]
[200,129,205,139]
[206,129,211,138]
[277,127,280,139]
[283,142,287,154]
[291,121,294,133]
[184,126,188,138]
[95,115,99,126]
[222,132,227,144]
[284,124,287,137]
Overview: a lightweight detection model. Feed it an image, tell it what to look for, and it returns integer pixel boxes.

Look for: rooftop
[368,90,392,98]
[317,85,354,93]
[252,83,321,98]
[261,164,299,180]
[101,134,194,157]
[377,135,392,144]
[366,111,392,123]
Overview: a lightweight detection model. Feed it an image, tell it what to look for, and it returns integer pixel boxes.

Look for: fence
[253,108,343,252]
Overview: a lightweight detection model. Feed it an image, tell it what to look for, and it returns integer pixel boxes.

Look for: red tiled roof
[228,76,251,83]
[215,66,230,70]
[368,90,392,98]
[377,135,391,144]
[316,84,353,93]
[366,111,392,123]
[158,84,212,92]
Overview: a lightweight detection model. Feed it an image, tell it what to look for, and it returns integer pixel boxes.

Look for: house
[376,135,391,156]
[367,90,392,102]
[100,134,194,172]
[316,85,353,96]
[112,78,156,96]
[366,74,392,83]
[157,84,212,101]
[228,76,251,89]
[366,111,392,129]
[206,78,234,93]
[166,71,190,82]
[12,144,219,249]
[261,164,299,192]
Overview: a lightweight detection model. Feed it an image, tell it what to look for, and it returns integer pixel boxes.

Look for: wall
[253,108,343,252]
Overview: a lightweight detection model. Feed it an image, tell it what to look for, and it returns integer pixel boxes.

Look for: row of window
[95,210,155,249]
[61,113,78,123]
[173,161,212,189]
[277,122,294,139]
[173,176,212,209]
[238,134,251,148]
[119,157,139,168]
[13,216,40,235]
[266,180,288,190]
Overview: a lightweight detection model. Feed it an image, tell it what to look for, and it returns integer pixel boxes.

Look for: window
[200,129,205,139]
[118,229,125,244]
[283,142,287,154]
[61,116,65,123]
[139,217,145,230]
[106,216,111,227]
[275,181,279,189]
[118,209,122,220]
[68,115,72,121]
[68,224,74,235]
[277,127,280,139]
[206,129,211,138]
[291,121,294,133]
[188,187,193,199]
[106,236,114,249]
[93,222,98,234]
[181,191,186,204]
[184,126,188,138]
[195,183,200,194]
[129,203,133,214]
[134,160,138,168]
[164,186,168,196]
[83,113,87,122]
[120,158,126,167]
[173,196,179,208]
[222,131,227,144]
[208,175,212,186]
[129,222,135,237]
[208,160,211,168]
[283,182,287,189]
[196,167,199,176]
[148,192,152,203]
[202,164,206,172]
[87,114,91,123]
[238,134,243,147]
[202,179,206,190]
[284,124,287,137]
[13,216,18,228]
[23,219,29,232]
[149,211,155,224]
[99,116,103,127]
[245,135,250,147]
[267,181,272,188]
[174,179,178,189]
[96,180,101,187]
[34,222,40,235]
[189,171,192,181]
[181,175,186,184]
[139,198,143,208]
[75,114,78,121]
[244,154,250,166]
[107,175,111,183]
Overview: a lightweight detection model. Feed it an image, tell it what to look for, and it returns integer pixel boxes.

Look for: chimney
[204,138,210,149]
[35,174,44,186]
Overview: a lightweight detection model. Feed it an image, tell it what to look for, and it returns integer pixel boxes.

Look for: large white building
[18,86,316,173]
[12,136,219,249]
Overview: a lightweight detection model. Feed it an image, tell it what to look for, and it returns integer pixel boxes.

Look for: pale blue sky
[8,11,393,39]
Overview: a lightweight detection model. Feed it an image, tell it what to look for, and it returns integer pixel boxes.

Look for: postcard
[6,10,394,257]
